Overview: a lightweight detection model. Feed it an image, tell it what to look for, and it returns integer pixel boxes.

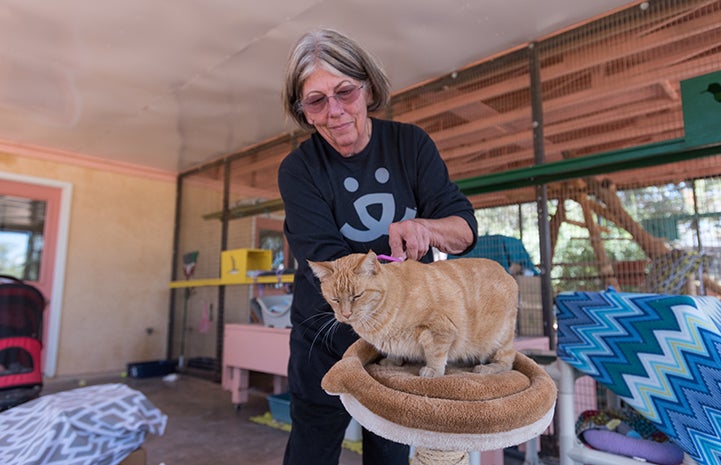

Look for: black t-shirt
[277,117,477,404]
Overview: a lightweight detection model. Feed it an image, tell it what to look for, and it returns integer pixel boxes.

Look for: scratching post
[413,449,468,465]
[322,339,557,465]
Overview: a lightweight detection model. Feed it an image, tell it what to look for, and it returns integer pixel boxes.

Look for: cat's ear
[307,260,333,280]
[356,251,380,276]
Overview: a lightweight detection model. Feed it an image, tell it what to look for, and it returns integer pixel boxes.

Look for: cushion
[322,339,557,451]
[576,409,684,465]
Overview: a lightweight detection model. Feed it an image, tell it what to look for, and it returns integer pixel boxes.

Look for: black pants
[283,393,410,465]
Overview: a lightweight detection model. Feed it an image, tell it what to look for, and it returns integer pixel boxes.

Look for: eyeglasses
[297,83,365,114]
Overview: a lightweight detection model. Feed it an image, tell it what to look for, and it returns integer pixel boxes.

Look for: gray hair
[282,29,391,131]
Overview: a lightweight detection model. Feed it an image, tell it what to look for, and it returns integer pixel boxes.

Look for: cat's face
[308,252,383,324]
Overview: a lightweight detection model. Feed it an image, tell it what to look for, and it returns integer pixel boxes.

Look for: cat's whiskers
[309,319,333,356]
[295,308,336,354]
[307,313,342,359]
[298,310,334,329]
[318,318,341,351]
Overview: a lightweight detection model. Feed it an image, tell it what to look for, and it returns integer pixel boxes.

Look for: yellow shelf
[169,278,224,289]
[168,248,294,288]
[169,275,294,288]
[245,274,294,284]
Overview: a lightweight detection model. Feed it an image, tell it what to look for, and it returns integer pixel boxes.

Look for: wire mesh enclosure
[472,165,721,338]
[168,4,721,434]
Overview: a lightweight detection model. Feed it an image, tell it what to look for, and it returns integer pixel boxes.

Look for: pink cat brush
[376,254,404,263]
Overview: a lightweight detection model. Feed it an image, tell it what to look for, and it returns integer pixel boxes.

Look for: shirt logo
[339,167,416,242]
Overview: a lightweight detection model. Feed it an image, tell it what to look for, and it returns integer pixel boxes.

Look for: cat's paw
[472,363,511,375]
[419,366,442,378]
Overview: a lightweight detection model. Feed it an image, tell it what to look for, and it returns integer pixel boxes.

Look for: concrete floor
[43,372,361,465]
[43,372,533,465]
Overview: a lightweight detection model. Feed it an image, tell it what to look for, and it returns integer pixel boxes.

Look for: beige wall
[0,150,176,378]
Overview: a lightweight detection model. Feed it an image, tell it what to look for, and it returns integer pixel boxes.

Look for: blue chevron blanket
[556,290,721,465]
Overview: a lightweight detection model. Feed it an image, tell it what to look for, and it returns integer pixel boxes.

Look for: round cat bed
[321,339,557,452]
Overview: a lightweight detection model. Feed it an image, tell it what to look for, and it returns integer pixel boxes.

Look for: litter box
[253,294,293,328]
[267,392,361,440]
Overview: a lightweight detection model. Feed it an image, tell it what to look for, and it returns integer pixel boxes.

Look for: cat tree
[322,339,557,465]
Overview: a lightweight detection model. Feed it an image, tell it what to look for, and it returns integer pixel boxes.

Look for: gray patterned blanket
[0,383,167,465]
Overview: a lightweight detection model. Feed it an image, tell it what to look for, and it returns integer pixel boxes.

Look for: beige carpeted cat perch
[322,339,557,464]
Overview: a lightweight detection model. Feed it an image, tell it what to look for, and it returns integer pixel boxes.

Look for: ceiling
[0,0,637,174]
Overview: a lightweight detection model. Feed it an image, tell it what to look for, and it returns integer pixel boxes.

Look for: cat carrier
[0,275,45,411]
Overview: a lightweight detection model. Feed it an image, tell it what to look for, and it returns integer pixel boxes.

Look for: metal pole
[215,160,231,380]
[691,179,705,295]
[529,42,555,350]
[167,175,184,361]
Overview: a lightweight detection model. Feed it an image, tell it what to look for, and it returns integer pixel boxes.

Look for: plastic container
[127,360,176,379]
[267,391,362,441]
[268,392,291,424]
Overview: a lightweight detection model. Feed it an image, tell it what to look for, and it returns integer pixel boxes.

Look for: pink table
[222,324,290,405]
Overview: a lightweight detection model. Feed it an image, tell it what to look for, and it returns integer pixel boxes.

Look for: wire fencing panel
[168,1,721,429]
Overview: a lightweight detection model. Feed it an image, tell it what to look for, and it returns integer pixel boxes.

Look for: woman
[278,29,478,465]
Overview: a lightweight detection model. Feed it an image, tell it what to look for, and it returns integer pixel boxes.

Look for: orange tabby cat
[308,250,518,378]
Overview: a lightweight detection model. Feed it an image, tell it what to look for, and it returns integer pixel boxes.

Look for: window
[0,196,46,281]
